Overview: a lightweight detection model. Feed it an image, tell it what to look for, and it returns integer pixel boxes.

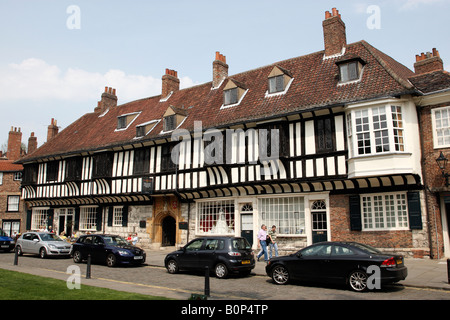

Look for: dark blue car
[72,234,146,267]
[0,228,15,252]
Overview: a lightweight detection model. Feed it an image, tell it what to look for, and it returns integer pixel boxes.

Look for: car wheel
[166,259,179,274]
[73,251,82,263]
[271,265,290,285]
[39,247,47,259]
[106,254,117,267]
[16,245,23,256]
[214,263,229,279]
[348,270,368,292]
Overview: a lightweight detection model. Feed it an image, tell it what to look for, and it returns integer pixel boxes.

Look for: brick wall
[0,171,25,234]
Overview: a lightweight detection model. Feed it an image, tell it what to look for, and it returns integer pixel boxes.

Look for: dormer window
[135,120,159,138]
[337,58,365,84]
[161,106,187,133]
[224,88,238,105]
[221,79,248,109]
[266,66,293,96]
[116,112,141,131]
[163,115,176,132]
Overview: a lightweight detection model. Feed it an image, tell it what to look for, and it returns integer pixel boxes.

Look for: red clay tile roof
[19,40,418,163]
[0,160,23,172]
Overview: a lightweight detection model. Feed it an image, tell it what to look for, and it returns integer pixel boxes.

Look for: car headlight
[48,244,56,249]
[117,249,131,256]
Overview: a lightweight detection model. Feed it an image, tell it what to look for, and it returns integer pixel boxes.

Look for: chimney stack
[7,127,22,161]
[47,118,59,142]
[28,132,38,155]
[161,69,180,99]
[414,48,444,74]
[95,86,118,113]
[213,51,228,88]
[323,8,347,57]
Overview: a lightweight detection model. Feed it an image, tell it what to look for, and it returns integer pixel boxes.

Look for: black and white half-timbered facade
[18,9,437,256]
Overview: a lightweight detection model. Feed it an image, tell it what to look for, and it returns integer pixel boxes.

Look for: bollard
[447,259,450,284]
[86,254,91,279]
[204,266,210,297]
[13,246,19,266]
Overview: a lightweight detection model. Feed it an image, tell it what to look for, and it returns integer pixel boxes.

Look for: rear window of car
[349,242,381,254]
[232,238,251,250]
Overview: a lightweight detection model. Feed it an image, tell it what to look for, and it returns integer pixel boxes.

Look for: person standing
[257,224,269,262]
[268,225,279,258]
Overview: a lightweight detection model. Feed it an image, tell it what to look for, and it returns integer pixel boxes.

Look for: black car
[164,236,255,278]
[266,241,408,291]
[72,234,146,267]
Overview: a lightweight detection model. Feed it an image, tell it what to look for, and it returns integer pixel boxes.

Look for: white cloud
[0,58,197,103]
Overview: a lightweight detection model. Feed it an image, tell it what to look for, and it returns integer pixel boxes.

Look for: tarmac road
[1,251,450,301]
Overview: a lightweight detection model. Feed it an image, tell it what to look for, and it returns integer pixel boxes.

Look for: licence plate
[134,256,143,260]
[396,259,403,265]
[1,245,9,248]
[241,260,250,265]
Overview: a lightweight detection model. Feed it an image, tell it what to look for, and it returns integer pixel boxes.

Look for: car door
[29,233,42,254]
[92,236,108,262]
[288,243,332,281]
[178,238,205,269]
[197,238,219,269]
[79,235,94,260]
[324,244,361,282]
[19,233,32,253]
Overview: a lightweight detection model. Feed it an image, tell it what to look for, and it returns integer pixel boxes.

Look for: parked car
[0,228,15,252]
[164,236,255,279]
[15,232,72,258]
[265,241,408,292]
[72,234,146,267]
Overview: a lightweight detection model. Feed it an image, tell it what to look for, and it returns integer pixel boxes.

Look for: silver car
[16,232,72,258]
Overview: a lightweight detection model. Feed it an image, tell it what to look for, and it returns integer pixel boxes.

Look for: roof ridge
[360,40,415,90]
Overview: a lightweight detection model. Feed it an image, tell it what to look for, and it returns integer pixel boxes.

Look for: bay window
[347,105,404,157]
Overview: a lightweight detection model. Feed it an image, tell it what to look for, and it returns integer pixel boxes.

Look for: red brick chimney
[7,127,22,161]
[213,51,228,88]
[28,132,38,155]
[414,48,444,74]
[95,86,117,113]
[47,118,59,142]
[161,69,180,99]
[323,8,347,57]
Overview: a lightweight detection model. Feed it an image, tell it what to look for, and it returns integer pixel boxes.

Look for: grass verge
[0,268,171,300]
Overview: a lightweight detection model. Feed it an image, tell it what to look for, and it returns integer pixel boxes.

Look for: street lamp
[436,151,450,186]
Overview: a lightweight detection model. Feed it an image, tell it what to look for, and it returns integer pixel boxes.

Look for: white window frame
[361,192,409,231]
[113,206,123,227]
[347,104,405,157]
[196,199,235,235]
[7,196,20,212]
[431,106,450,148]
[31,207,50,231]
[259,196,305,236]
[80,206,98,231]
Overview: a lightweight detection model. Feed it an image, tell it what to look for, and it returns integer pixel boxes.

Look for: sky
[0,0,449,152]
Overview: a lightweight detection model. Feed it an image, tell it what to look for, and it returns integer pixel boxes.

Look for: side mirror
[296,252,302,258]
[33,238,39,242]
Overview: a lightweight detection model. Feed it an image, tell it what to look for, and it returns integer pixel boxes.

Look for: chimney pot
[414,48,444,74]
[213,51,229,88]
[322,8,347,57]
[162,69,180,98]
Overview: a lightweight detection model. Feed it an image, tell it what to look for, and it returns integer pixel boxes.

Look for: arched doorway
[162,215,176,246]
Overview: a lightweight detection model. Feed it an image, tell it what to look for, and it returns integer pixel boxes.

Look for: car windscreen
[40,233,63,241]
[103,236,129,246]
[232,238,251,250]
